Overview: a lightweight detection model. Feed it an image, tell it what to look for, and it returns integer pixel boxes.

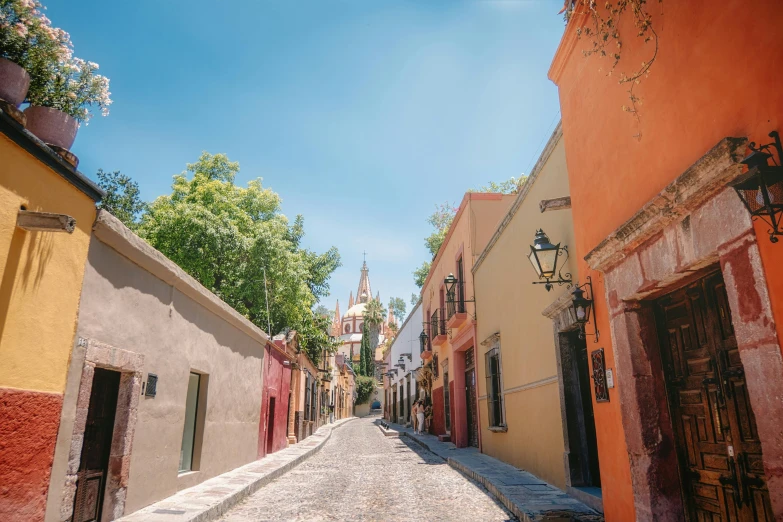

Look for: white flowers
[2,0,112,123]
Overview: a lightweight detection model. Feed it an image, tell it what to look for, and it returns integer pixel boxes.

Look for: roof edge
[92,209,270,348]
[0,109,104,202]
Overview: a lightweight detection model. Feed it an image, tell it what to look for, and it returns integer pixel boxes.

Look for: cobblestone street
[219,417,514,522]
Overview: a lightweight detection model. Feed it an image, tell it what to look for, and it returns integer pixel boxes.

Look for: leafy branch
[566,0,661,139]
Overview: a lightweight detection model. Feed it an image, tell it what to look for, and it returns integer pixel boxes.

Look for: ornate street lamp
[528,229,572,291]
[419,330,432,359]
[571,277,599,342]
[730,130,783,243]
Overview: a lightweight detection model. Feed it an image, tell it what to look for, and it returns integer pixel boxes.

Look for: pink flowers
[1,0,112,123]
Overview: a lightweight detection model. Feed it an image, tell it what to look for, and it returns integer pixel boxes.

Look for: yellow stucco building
[0,111,102,521]
[473,124,602,512]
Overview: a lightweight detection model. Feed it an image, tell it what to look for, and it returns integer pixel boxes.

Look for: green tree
[424,202,458,257]
[354,375,376,405]
[313,304,333,319]
[357,321,371,376]
[412,202,458,288]
[95,169,147,230]
[138,152,341,362]
[388,297,406,324]
[469,176,526,194]
[411,293,419,307]
[413,261,431,289]
[363,298,386,365]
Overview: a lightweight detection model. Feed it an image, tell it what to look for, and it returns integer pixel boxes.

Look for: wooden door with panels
[656,271,772,521]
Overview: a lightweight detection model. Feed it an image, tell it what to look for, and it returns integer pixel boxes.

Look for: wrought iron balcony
[431,309,447,347]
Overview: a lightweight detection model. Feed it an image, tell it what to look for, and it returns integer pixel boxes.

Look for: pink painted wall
[259,344,292,458]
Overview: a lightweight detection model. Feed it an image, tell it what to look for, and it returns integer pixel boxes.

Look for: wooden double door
[656,271,772,521]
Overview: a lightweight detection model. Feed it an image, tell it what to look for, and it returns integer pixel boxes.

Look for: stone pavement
[219,415,514,522]
[387,422,603,522]
[116,417,355,522]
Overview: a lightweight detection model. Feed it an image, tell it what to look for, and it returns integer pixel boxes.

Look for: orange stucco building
[550,2,783,520]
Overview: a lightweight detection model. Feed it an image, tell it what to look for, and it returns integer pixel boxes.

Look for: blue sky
[46,0,564,318]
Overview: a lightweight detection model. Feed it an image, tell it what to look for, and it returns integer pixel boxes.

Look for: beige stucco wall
[473,133,575,490]
[46,214,266,519]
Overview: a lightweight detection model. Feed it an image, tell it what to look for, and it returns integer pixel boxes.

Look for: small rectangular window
[485,348,504,428]
[179,372,201,472]
[304,373,311,421]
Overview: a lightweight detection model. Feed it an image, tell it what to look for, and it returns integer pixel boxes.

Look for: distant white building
[384,301,423,426]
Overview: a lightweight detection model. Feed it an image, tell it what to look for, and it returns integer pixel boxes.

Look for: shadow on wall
[0,225,54,347]
[87,238,264,362]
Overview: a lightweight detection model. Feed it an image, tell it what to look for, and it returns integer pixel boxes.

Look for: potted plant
[0,0,71,107]
[25,56,111,149]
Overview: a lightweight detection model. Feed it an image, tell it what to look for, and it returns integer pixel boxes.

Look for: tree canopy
[388,297,406,324]
[136,152,340,364]
[469,176,525,194]
[95,169,147,230]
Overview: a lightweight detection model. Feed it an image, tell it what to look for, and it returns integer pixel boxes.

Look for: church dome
[344,302,366,318]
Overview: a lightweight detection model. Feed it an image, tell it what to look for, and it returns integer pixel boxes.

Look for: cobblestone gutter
[116,418,355,522]
[392,423,603,522]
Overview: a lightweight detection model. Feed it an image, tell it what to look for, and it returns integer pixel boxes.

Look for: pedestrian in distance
[411,400,419,432]
[329,402,335,424]
[416,400,425,434]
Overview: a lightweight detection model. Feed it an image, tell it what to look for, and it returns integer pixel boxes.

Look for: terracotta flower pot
[0,57,31,107]
[24,106,79,150]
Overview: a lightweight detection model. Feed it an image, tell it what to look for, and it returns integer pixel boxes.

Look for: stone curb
[397,430,602,522]
[376,423,400,437]
[117,417,356,522]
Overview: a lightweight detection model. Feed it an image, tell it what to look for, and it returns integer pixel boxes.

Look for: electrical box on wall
[606,369,615,389]
[145,373,158,397]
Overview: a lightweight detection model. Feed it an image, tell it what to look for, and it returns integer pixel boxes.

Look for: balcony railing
[446,282,466,319]
[431,310,445,337]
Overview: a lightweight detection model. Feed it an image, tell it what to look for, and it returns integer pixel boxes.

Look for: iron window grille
[304,373,311,421]
[485,347,505,428]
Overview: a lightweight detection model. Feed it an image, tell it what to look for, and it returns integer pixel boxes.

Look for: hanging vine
[561,0,661,139]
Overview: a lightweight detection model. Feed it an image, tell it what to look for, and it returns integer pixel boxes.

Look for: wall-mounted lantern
[528,229,572,291]
[419,330,432,359]
[444,273,476,318]
[572,276,599,342]
[731,130,783,243]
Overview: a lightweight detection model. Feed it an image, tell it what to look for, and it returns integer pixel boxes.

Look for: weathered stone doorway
[545,294,603,513]
[71,368,120,522]
[586,138,783,519]
[655,270,773,520]
[60,339,142,522]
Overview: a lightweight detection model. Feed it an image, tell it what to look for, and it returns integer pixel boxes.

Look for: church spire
[356,260,372,304]
[331,300,341,337]
[349,291,354,308]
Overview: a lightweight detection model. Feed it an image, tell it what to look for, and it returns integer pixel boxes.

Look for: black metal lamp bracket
[576,276,600,343]
[748,130,783,243]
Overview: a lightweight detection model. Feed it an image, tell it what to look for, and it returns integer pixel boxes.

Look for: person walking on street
[416,400,425,434]
[329,402,335,424]
[411,400,419,432]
